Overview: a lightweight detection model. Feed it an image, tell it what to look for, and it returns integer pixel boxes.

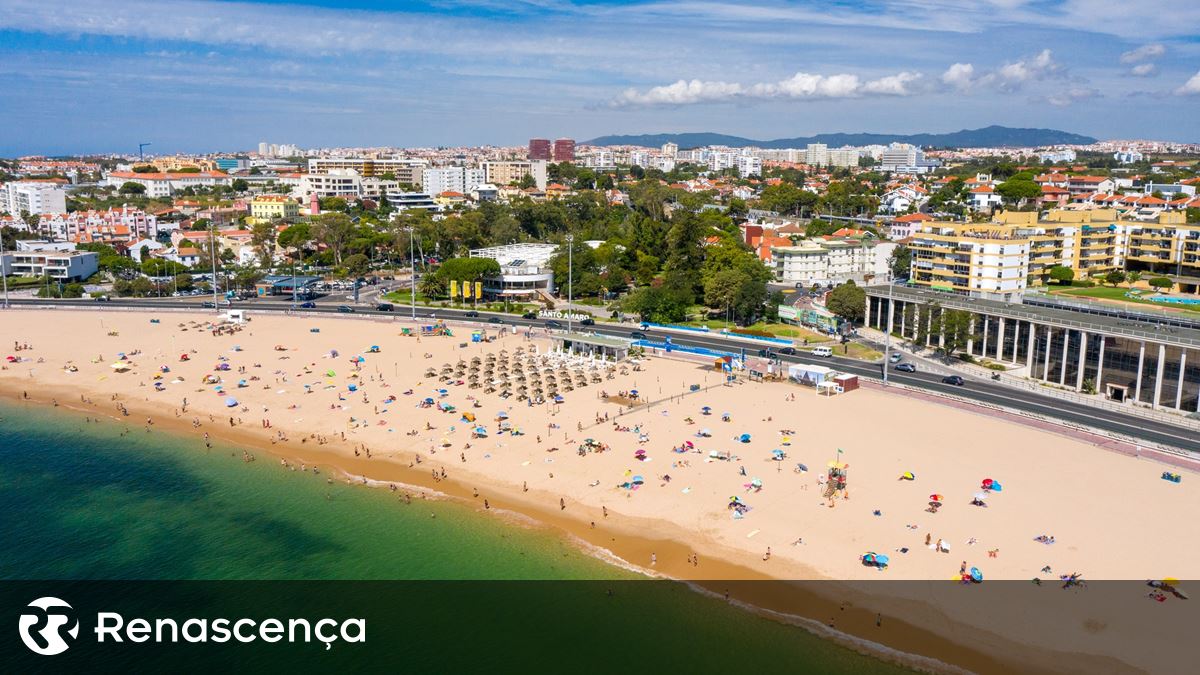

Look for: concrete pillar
[864,296,872,329]
[1025,321,1036,369]
[1075,332,1087,391]
[996,317,1005,361]
[1042,326,1052,382]
[1059,329,1070,385]
[1134,341,1145,403]
[1153,344,1166,409]
[966,316,975,355]
[1011,321,1021,364]
[1096,335,1106,396]
[899,301,906,337]
[886,298,895,336]
[1175,350,1186,411]
[982,318,990,357]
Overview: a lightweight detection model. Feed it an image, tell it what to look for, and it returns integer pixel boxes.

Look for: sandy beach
[3,307,1198,673]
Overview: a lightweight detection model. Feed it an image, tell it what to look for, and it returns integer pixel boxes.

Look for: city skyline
[0,0,1199,155]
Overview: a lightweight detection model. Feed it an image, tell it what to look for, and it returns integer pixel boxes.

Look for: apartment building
[771,237,886,287]
[907,210,1200,300]
[306,158,427,186]
[249,195,299,221]
[421,167,486,197]
[481,160,548,190]
[1,181,68,215]
[5,248,98,281]
[32,207,159,242]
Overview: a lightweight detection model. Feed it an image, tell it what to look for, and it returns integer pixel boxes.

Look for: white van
[812,346,833,358]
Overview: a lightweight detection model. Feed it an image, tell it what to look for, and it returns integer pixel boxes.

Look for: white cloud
[1120,43,1166,64]
[613,79,744,106]
[988,49,1063,91]
[1129,63,1157,77]
[613,70,924,107]
[1043,87,1100,107]
[1177,70,1200,96]
[941,62,975,91]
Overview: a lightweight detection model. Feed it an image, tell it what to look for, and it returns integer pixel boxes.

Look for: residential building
[886,212,933,240]
[1,181,68,215]
[661,142,678,158]
[827,147,862,168]
[969,185,1003,211]
[384,191,440,213]
[481,160,548,190]
[33,207,158,242]
[250,195,299,221]
[1114,149,1144,164]
[6,248,98,281]
[804,144,828,167]
[528,139,552,161]
[908,221,1028,301]
[736,156,762,178]
[771,237,884,286]
[1038,149,1077,163]
[306,158,426,186]
[552,138,576,162]
[421,167,486,197]
[297,170,362,199]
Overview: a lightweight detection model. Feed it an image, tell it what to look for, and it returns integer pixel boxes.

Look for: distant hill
[585,125,1097,149]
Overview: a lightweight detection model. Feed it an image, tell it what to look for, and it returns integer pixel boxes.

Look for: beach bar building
[551,333,631,361]
[864,284,1200,412]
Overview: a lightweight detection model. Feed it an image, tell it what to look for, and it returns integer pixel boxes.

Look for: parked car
[941,375,965,386]
[777,346,796,356]
[580,317,595,326]
[546,320,564,329]
[464,310,479,317]
[629,330,647,339]
[894,362,917,373]
[376,303,394,312]
[521,312,538,320]
[337,305,355,313]
[889,352,903,363]
[299,301,317,309]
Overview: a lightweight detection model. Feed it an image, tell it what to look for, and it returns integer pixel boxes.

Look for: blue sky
[0,0,1198,155]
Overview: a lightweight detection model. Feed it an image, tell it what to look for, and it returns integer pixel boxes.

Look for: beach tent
[771,449,786,461]
[110,362,131,371]
[496,411,508,419]
[462,412,476,422]
[969,567,983,583]
[862,552,889,569]
[738,433,751,443]
[224,397,238,407]
[899,471,916,481]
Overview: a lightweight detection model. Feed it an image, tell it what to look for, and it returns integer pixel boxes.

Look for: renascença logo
[18,597,79,655]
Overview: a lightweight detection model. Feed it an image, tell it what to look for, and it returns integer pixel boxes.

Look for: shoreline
[3,308,1194,674]
[0,384,1127,675]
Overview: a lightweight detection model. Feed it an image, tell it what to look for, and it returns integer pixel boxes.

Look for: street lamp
[406,226,416,320]
[565,234,574,333]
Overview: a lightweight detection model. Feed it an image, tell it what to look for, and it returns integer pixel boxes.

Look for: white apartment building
[1,182,68,215]
[297,170,363,199]
[827,148,861,168]
[661,142,679,158]
[736,156,762,178]
[35,207,159,241]
[805,144,828,167]
[909,223,1029,301]
[5,248,99,281]
[421,167,486,196]
[771,238,882,286]
[306,158,427,186]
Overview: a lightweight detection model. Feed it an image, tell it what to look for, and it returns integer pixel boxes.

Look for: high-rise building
[529,139,552,161]
[257,142,269,157]
[422,167,486,196]
[805,143,829,167]
[1,181,69,215]
[553,138,576,162]
[661,142,679,158]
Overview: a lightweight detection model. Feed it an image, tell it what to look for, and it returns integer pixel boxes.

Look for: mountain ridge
[584,125,1097,149]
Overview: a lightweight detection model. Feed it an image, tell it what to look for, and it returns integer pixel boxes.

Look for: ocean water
[0,400,911,673]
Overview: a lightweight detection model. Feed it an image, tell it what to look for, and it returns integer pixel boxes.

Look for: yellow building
[249,195,299,222]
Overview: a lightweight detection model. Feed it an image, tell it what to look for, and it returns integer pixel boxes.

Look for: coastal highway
[5,297,1198,454]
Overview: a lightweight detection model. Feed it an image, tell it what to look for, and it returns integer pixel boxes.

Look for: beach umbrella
[929,494,943,502]
[739,433,751,443]
[424,397,435,404]
[969,567,983,583]
[224,397,238,407]
[771,449,785,460]
[631,475,644,484]
[701,406,712,413]
[630,389,639,397]
[750,478,762,488]
[899,471,916,481]
[497,411,508,419]
[110,362,130,371]
[554,395,564,403]
[973,492,989,501]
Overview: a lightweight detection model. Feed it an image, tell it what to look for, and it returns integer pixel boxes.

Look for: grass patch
[1049,285,1200,314]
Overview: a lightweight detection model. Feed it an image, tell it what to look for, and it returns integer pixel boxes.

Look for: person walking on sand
[651,553,656,566]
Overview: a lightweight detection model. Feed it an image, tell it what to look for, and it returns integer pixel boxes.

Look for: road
[5,296,1197,454]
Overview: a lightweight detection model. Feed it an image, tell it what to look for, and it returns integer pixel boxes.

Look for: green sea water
[0,400,914,673]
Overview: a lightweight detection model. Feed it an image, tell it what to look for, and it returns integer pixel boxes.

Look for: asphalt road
[6,297,1197,453]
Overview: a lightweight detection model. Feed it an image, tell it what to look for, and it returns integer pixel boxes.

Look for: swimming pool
[1146,296,1200,305]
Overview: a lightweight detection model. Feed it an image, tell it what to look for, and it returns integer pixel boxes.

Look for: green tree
[1103,270,1126,287]
[277,222,313,259]
[312,213,355,265]
[622,283,691,323]
[250,220,278,268]
[1126,270,1142,287]
[825,280,866,325]
[1148,276,1173,290]
[119,181,147,195]
[1048,265,1075,285]
[174,273,194,291]
[938,309,975,360]
[342,253,370,278]
[887,244,912,278]
[995,177,1041,206]
[231,178,249,192]
[418,271,447,299]
[915,302,935,346]
[130,276,154,297]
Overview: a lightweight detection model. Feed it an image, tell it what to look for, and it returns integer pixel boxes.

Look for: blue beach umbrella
[224,397,238,407]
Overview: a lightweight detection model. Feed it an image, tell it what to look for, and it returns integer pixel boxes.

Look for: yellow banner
[463,282,472,300]
[449,280,458,298]
[474,281,482,299]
